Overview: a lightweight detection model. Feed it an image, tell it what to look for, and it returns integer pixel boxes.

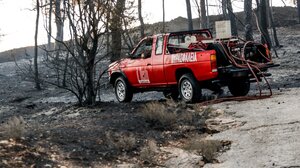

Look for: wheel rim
[181,79,193,100]
[116,80,126,101]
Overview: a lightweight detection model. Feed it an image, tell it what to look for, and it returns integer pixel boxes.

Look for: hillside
[0,46,45,63]
[145,7,298,34]
[0,6,298,62]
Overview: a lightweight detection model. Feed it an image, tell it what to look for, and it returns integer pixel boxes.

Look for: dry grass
[141,101,178,128]
[104,132,137,152]
[140,139,158,165]
[0,116,27,140]
[141,100,221,131]
[115,133,137,152]
[184,136,224,163]
[193,105,216,117]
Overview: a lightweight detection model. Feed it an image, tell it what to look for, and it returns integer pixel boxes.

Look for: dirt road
[205,88,300,167]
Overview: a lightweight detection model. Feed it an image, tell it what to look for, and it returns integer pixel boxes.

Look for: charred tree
[54,0,64,85]
[34,0,41,90]
[106,2,111,58]
[61,0,108,105]
[61,0,68,87]
[122,17,134,50]
[110,0,125,62]
[194,0,201,28]
[48,0,53,51]
[297,0,300,23]
[244,0,253,41]
[186,0,193,30]
[55,0,64,49]
[227,0,237,36]
[38,0,137,106]
[258,0,272,49]
[205,0,209,28]
[268,1,280,47]
[162,0,165,33]
[222,0,228,19]
[222,0,238,36]
[138,0,145,38]
[200,0,207,29]
[194,0,207,29]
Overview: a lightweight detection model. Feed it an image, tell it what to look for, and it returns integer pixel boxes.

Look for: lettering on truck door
[136,67,150,84]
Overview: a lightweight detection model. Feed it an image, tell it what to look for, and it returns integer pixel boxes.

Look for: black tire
[114,76,133,102]
[228,77,250,96]
[163,88,179,100]
[179,73,202,103]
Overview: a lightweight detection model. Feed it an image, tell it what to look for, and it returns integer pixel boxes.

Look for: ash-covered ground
[0,25,299,168]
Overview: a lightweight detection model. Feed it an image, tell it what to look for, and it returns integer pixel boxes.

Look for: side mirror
[141,53,145,59]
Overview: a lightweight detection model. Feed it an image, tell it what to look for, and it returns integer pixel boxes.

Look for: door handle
[147,63,151,66]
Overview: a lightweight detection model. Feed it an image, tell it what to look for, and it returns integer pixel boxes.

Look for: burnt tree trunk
[34,0,41,90]
[297,0,300,23]
[85,51,96,105]
[54,0,64,85]
[186,0,193,30]
[200,0,207,29]
[227,0,238,36]
[205,0,210,28]
[84,2,100,105]
[195,0,201,28]
[222,0,228,19]
[106,7,110,57]
[162,0,165,33]
[268,2,280,47]
[244,0,253,41]
[138,0,145,38]
[259,0,272,49]
[110,0,125,62]
[48,0,53,52]
[195,0,207,29]
[222,0,237,36]
[122,18,134,50]
[55,0,64,48]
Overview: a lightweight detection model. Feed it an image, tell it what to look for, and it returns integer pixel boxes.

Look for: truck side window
[132,38,153,58]
[155,36,164,55]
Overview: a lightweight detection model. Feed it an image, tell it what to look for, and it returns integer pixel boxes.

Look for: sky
[0,0,294,52]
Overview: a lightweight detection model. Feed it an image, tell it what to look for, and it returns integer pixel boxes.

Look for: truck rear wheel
[114,76,133,102]
[179,74,202,103]
[228,77,250,96]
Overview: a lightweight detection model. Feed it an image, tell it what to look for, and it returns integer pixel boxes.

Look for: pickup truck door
[150,35,167,85]
[124,38,153,87]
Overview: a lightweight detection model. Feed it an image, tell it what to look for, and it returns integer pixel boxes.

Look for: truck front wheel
[179,74,202,103]
[228,77,250,96]
[114,77,133,102]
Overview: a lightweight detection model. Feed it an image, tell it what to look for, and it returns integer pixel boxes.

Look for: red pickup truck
[108,29,277,102]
